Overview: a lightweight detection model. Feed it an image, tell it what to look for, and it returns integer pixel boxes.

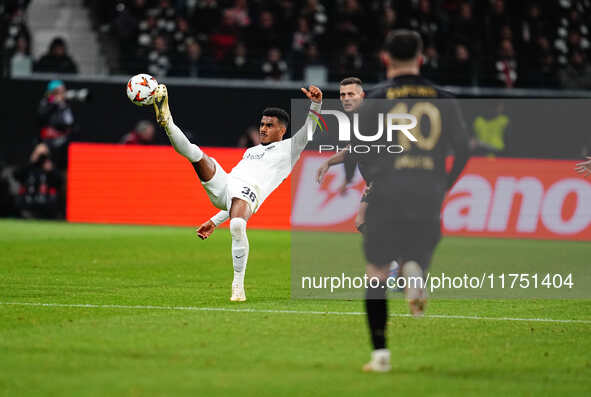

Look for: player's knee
[230,218,247,240]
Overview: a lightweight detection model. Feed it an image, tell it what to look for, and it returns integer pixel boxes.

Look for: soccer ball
[126,74,158,106]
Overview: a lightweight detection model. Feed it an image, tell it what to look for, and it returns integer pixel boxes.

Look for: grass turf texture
[0,219,590,396]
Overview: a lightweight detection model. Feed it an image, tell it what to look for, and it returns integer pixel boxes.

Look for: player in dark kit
[315,77,370,232]
[342,30,471,372]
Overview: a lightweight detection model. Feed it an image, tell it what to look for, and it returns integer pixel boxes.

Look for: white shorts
[201,158,260,213]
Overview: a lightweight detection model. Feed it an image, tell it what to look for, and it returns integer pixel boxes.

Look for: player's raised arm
[291,85,323,155]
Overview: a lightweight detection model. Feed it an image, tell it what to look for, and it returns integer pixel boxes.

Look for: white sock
[164,118,203,162]
[230,218,249,287]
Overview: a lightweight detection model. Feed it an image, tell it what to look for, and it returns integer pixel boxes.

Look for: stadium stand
[77,0,591,88]
[1,0,31,77]
[3,0,591,88]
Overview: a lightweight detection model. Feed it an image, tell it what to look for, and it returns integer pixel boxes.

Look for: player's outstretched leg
[153,84,217,182]
[229,198,252,302]
[229,217,248,302]
[401,261,427,316]
[362,263,391,373]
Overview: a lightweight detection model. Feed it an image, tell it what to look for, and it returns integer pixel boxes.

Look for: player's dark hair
[340,77,363,87]
[262,107,289,127]
[385,30,423,61]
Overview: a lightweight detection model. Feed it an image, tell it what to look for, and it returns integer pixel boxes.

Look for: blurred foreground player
[343,30,470,372]
[152,84,322,302]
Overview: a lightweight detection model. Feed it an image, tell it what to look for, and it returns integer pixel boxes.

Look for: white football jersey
[230,139,292,204]
[229,102,321,206]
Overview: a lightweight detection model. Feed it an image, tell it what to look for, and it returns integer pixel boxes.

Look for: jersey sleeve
[343,151,358,184]
[290,101,322,157]
[343,99,380,184]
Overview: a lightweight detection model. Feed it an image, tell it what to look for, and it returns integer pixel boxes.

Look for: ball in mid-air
[126,74,158,106]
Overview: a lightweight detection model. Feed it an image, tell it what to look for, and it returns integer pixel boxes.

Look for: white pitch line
[1,302,590,324]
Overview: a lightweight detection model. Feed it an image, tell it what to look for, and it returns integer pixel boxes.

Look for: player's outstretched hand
[301,85,322,103]
[575,156,591,177]
[316,161,329,184]
[196,220,216,240]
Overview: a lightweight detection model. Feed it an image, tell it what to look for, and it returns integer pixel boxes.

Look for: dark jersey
[354,147,375,184]
[344,74,470,221]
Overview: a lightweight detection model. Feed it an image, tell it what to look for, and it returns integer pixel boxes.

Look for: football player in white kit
[152,84,323,302]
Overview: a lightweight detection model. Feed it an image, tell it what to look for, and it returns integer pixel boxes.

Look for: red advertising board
[67,143,290,229]
[68,144,591,241]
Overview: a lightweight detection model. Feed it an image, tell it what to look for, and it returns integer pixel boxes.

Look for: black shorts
[363,219,441,269]
[363,208,441,269]
[362,176,445,268]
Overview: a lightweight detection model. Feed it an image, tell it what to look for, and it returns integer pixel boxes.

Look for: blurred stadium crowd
[2,0,591,88]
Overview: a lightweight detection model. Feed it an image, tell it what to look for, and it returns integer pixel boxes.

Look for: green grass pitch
[0,219,590,396]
